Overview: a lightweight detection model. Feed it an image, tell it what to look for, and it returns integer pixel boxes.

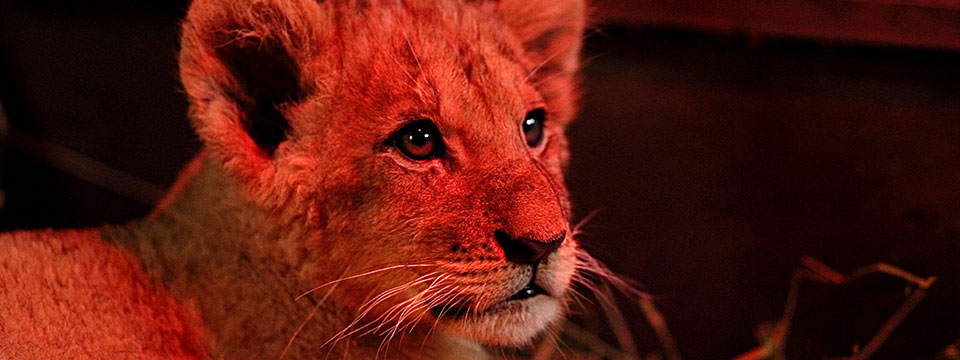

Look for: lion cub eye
[390,119,444,161]
[522,108,545,147]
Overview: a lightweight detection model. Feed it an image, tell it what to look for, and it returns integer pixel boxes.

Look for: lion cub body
[0,0,585,357]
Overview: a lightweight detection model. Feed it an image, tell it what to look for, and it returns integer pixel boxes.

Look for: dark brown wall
[1,1,958,359]
[571,29,960,359]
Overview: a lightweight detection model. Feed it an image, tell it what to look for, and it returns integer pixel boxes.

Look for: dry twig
[733,257,936,360]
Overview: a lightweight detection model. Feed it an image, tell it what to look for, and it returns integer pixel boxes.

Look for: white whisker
[278,268,345,360]
[322,272,440,349]
[297,262,436,301]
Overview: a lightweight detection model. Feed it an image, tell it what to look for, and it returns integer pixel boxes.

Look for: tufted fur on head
[0,0,588,358]
[178,0,586,219]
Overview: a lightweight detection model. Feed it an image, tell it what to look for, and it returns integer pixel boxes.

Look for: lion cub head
[179,0,585,346]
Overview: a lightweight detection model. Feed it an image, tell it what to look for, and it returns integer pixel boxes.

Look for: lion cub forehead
[333,0,527,76]
[327,2,533,130]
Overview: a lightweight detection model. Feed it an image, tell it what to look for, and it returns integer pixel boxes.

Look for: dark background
[1,1,958,359]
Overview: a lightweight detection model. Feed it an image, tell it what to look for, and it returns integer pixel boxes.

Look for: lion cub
[0,0,586,358]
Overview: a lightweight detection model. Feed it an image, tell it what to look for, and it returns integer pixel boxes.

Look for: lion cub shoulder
[0,229,207,359]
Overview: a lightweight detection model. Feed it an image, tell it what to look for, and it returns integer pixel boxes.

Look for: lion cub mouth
[506,282,548,301]
[431,274,550,320]
[505,262,549,301]
[432,257,572,345]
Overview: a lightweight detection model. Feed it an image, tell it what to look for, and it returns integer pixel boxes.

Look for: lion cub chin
[0,0,587,358]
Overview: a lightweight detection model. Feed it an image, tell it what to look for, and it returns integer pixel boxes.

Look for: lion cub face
[180,0,584,346]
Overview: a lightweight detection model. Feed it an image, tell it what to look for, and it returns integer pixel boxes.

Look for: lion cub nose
[494,230,565,265]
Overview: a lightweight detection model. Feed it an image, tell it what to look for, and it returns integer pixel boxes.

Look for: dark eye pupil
[393,119,442,160]
[406,130,430,146]
[522,109,545,147]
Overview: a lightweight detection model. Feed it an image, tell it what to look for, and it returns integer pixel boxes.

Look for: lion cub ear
[179,0,328,180]
[496,0,586,122]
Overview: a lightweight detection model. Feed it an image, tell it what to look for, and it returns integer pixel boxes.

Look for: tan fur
[0,229,206,359]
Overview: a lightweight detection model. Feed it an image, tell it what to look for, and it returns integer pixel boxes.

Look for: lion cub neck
[103,151,489,359]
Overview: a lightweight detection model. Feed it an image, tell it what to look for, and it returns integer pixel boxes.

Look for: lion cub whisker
[324,272,449,349]
[297,261,439,301]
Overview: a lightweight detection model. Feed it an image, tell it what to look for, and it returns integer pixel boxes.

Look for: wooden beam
[594,0,960,51]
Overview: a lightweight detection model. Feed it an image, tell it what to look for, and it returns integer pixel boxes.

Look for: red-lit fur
[0,0,586,358]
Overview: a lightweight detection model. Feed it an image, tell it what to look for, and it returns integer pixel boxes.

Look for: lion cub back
[0,229,207,359]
